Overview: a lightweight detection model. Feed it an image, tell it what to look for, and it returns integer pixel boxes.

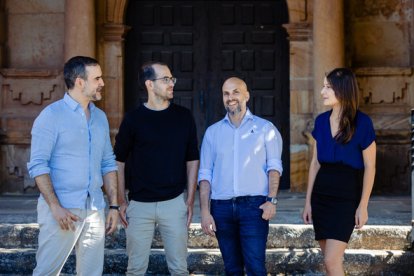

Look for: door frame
[98,0,300,190]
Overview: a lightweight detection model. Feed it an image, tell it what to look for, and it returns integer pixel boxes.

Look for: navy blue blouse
[312,110,376,169]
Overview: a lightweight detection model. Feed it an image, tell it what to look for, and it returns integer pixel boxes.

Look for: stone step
[0,223,411,250]
[0,248,413,275]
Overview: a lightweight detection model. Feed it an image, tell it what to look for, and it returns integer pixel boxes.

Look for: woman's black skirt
[311,163,363,243]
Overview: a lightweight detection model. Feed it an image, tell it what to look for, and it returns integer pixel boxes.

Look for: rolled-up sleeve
[101,120,117,176]
[27,109,57,178]
[198,129,214,184]
[264,123,283,175]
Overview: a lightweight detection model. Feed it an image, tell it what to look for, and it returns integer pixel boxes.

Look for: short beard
[226,105,241,116]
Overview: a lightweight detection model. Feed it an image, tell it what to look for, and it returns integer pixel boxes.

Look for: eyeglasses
[151,76,177,85]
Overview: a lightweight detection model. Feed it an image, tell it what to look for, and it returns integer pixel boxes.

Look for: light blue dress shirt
[27,93,117,210]
[198,109,283,200]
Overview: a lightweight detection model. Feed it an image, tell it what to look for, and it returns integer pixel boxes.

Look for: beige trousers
[32,198,105,276]
[126,193,189,276]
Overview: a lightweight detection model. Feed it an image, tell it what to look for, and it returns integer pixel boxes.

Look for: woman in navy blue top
[302,68,376,276]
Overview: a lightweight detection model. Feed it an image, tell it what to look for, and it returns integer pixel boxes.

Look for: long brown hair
[326,68,359,143]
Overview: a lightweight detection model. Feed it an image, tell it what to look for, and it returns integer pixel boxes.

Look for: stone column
[313,0,345,114]
[0,0,5,67]
[100,24,130,141]
[284,0,314,192]
[64,0,95,60]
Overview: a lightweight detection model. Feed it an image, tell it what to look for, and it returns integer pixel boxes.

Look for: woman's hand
[355,206,368,229]
[302,202,313,224]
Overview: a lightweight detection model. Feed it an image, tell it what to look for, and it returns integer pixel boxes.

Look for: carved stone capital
[102,23,131,42]
[283,23,312,41]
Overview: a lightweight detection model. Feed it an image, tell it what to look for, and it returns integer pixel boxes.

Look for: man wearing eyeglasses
[114,61,199,275]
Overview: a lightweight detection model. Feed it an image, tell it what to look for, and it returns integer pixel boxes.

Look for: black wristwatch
[109,205,120,211]
[266,197,278,205]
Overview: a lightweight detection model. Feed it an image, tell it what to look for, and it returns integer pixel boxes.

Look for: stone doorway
[124,0,291,188]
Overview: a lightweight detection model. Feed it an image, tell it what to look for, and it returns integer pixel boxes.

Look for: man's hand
[119,202,129,228]
[34,174,81,231]
[259,201,276,221]
[106,209,119,234]
[201,212,216,236]
[50,205,81,231]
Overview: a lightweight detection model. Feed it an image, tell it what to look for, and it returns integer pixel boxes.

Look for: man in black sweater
[114,61,199,276]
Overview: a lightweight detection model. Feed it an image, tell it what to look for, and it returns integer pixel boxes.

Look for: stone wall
[0,0,6,67]
[0,0,65,193]
[0,0,412,195]
[348,0,413,194]
[287,0,413,194]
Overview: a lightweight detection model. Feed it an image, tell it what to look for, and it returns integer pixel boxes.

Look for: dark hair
[64,56,99,90]
[139,61,169,91]
[326,68,359,144]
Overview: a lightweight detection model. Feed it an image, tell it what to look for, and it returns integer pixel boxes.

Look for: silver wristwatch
[266,197,278,205]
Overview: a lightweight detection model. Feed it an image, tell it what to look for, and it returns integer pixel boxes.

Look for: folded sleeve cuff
[102,166,118,176]
[266,158,283,175]
[198,169,212,185]
[28,166,50,179]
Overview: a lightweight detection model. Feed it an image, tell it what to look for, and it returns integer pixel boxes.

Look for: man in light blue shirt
[198,77,283,275]
[27,56,119,276]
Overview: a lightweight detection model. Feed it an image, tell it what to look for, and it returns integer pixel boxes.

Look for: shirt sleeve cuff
[28,167,51,179]
[266,158,283,175]
[102,166,118,176]
[198,169,212,185]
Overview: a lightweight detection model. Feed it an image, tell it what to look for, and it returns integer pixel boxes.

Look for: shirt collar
[64,93,95,112]
[224,108,254,126]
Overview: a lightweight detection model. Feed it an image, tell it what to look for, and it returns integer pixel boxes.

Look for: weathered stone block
[6,0,64,14]
[0,145,36,194]
[375,143,410,194]
[290,145,309,192]
[290,90,312,114]
[8,13,64,68]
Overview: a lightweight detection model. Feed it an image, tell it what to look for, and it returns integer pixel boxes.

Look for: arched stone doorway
[100,0,291,189]
[97,0,298,188]
[123,0,290,188]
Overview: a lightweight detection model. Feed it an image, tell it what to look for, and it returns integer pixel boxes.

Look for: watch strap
[266,197,278,205]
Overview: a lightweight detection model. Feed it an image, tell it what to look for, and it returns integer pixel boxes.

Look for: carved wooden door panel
[125,0,209,137]
[125,0,290,188]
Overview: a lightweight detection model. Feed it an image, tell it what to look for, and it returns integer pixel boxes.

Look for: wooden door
[125,0,290,188]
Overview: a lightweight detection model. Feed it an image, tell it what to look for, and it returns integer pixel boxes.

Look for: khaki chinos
[33,198,105,276]
[125,193,189,276]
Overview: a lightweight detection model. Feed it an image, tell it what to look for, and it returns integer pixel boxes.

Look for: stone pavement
[0,190,412,226]
[0,190,413,275]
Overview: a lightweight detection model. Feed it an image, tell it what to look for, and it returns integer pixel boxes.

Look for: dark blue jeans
[211,196,269,276]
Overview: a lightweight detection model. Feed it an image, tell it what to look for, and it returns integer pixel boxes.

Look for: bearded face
[81,65,105,102]
[222,79,249,116]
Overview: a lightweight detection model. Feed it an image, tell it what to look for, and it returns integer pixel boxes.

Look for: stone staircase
[0,223,413,275]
